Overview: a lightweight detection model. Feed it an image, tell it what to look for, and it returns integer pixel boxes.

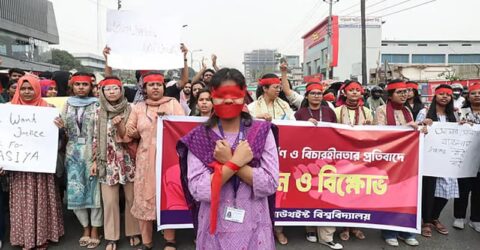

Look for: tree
[49,49,82,71]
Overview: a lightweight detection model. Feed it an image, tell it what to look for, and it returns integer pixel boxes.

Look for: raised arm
[176,43,189,89]
[103,46,113,77]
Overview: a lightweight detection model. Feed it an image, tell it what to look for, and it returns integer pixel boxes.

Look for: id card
[224,207,245,223]
[77,137,86,144]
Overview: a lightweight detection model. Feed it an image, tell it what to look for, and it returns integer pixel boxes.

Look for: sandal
[433,220,449,235]
[129,235,142,247]
[137,243,153,250]
[79,236,90,247]
[106,241,117,250]
[275,232,288,245]
[422,223,433,237]
[164,241,177,250]
[340,229,350,241]
[87,237,102,249]
[351,228,366,240]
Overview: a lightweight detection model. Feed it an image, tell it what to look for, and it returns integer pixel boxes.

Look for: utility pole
[324,0,338,80]
[361,0,367,85]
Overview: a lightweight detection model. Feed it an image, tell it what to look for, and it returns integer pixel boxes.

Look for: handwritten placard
[106,10,183,70]
[0,105,59,173]
[423,122,480,178]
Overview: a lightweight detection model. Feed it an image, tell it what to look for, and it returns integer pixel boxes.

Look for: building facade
[243,49,281,84]
[302,16,382,83]
[0,0,60,72]
[72,53,106,73]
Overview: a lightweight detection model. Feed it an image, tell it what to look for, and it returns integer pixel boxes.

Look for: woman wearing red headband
[90,76,141,250]
[178,68,278,250]
[416,84,458,239]
[335,80,373,126]
[54,72,103,248]
[453,83,480,232]
[248,74,295,122]
[3,75,64,249]
[294,83,337,124]
[405,81,424,119]
[124,71,185,250]
[374,79,420,247]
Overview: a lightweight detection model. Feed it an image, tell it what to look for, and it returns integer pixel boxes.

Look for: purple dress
[177,120,279,250]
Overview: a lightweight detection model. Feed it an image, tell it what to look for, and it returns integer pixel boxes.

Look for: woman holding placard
[54,72,103,248]
[125,71,185,250]
[416,84,458,238]
[5,75,64,249]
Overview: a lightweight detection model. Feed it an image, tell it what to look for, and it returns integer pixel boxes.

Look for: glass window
[448,54,480,64]
[412,54,445,64]
[381,54,409,64]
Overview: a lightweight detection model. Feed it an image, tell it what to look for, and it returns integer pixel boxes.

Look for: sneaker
[469,221,480,232]
[306,232,317,243]
[453,218,465,229]
[319,240,343,250]
[385,238,399,247]
[399,236,419,246]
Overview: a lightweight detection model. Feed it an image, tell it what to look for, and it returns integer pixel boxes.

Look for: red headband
[344,82,364,93]
[258,78,281,86]
[406,83,418,90]
[307,77,321,84]
[306,83,324,92]
[100,78,122,87]
[435,87,453,96]
[211,85,246,99]
[323,92,335,102]
[386,82,407,91]
[143,74,165,84]
[469,84,480,92]
[71,76,92,83]
[41,79,56,87]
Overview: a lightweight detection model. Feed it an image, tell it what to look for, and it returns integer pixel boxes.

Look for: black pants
[454,173,480,221]
[422,176,448,223]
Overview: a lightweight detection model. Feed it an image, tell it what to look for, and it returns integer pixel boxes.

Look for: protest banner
[106,10,183,70]
[423,122,480,178]
[44,97,68,112]
[156,116,422,233]
[0,105,59,173]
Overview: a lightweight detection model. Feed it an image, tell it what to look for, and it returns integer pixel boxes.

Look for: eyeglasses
[394,90,408,95]
[308,92,323,97]
[103,86,120,92]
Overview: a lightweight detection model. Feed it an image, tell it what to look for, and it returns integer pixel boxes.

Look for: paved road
[2,201,479,249]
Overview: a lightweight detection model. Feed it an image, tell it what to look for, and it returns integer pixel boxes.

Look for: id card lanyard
[217,119,245,207]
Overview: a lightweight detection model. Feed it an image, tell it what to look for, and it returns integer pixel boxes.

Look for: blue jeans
[381,230,415,240]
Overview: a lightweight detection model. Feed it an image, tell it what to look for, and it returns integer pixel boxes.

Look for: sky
[49,0,480,72]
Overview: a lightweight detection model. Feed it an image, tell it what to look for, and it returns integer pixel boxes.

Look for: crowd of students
[0,44,479,250]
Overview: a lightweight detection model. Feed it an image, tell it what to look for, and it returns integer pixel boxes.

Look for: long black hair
[192,89,213,116]
[205,68,252,128]
[426,84,456,122]
[300,83,328,108]
[405,81,423,118]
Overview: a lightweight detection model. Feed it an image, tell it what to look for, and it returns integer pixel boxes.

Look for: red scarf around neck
[386,101,413,125]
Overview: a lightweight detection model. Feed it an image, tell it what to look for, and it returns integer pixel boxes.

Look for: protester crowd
[0,44,479,250]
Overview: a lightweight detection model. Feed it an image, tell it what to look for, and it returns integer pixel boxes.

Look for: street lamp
[190,49,202,69]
